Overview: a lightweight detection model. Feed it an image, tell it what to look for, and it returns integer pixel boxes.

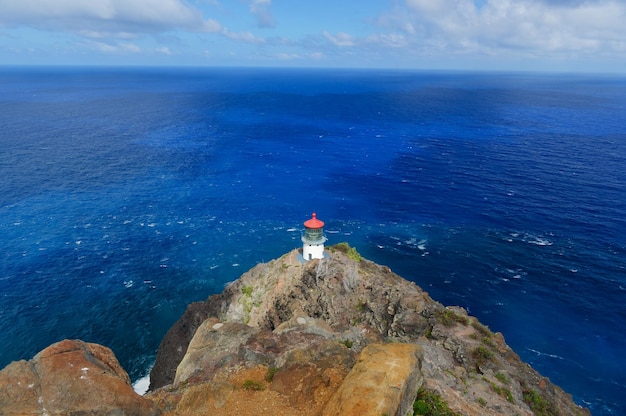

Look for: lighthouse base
[297,250,330,264]
[303,243,326,261]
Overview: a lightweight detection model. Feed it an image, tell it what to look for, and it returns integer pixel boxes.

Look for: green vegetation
[439,308,469,327]
[490,382,514,403]
[241,285,253,297]
[265,367,278,383]
[523,389,557,416]
[495,372,509,384]
[472,346,494,365]
[476,397,487,406]
[471,320,493,338]
[481,336,496,349]
[240,285,254,324]
[333,242,362,262]
[341,339,354,349]
[413,388,461,416]
[242,380,265,391]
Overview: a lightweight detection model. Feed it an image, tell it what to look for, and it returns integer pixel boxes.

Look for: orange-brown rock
[321,343,423,416]
[0,339,159,416]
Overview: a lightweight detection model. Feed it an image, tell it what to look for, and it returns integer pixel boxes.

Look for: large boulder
[0,339,159,416]
[322,343,423,416]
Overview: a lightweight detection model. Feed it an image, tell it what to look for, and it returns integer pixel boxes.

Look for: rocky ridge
[0,244,590,415]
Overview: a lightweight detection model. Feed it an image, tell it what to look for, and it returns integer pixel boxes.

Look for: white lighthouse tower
[302,212,327,261]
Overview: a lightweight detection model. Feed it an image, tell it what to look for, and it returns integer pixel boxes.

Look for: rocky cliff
[1,244,590,416]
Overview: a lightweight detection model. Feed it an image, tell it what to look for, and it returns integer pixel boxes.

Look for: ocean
[0,67,624,414]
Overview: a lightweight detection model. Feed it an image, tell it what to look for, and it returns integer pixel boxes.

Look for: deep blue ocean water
[1,67,625,414]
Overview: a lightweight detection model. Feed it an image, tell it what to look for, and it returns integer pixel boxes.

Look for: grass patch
[439,308,469,327]
[241,285,253,297]
[482,336,496,349]
[242,380,265,391]
[341,339,354,349]
[472,346,494,365]
[490,383,514,403]
[333,242,362,261]
[471,320,493,338]
[413,388,461,416]
[265,367,278,383]
[523,389,557,416]
[495,372,509,384]
[476,397,487,406]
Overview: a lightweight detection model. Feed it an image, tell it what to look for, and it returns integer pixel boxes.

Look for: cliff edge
[147,245,589,416]
[0,245,589,416]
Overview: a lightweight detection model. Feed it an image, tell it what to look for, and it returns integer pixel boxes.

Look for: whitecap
[527,348,564,360]
[528,237,553,246]
[286,228,297,232]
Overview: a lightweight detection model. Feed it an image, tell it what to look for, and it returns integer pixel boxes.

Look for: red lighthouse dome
[304,212,324,229]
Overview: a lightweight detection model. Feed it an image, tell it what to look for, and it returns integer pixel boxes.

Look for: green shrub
[265,367,278,382]
[472,321,492,338]
[341,339,354,349]
[242,380,265,391]
[439,309,469,327]
[472,346,494,365]
[476,397,487,406]
[492,384,514,403]
[413,388,461,416]
[333,242,362,261]
[495,372,509,384]
[241,285,253,297]
[523,389,557,416]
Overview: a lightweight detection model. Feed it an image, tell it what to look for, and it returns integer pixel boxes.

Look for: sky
[0,0,625,72]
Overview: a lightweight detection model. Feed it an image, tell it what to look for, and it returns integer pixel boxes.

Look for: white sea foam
[133,374,150,395]
[528,237,553,246]
[527,348,564,360]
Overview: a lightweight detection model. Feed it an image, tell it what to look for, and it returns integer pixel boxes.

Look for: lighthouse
[302,212,327,261]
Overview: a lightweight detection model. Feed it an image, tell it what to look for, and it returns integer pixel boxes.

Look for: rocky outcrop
[149,246,590,416]
[1,245,590,416]
[0,339,159,416]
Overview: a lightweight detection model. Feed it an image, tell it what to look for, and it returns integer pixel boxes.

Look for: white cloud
[0,0,214,35]
[323,31,356,47]
[392,0,626,57]
[86,40,142,54]
[247,0,275,28]
[222,29,265,44]
[154,46,173,55]
[367,33,409,49]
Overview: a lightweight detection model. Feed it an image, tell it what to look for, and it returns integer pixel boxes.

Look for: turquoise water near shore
[0,67,625,414]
